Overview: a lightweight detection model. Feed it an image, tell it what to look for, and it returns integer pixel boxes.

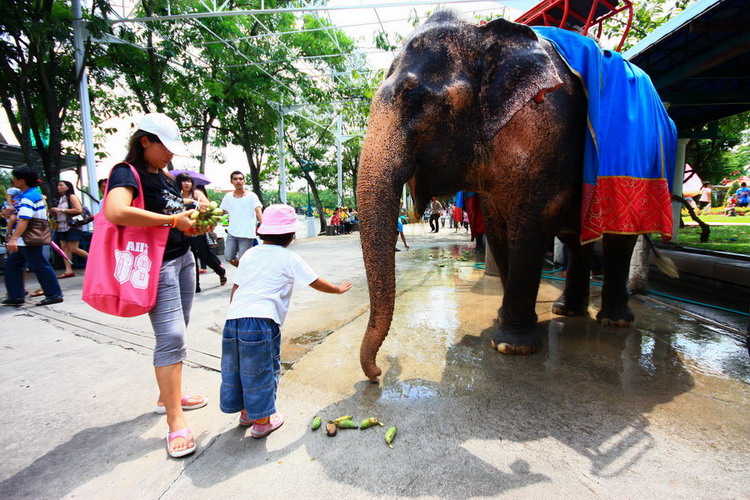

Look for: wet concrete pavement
[1,223,748,498]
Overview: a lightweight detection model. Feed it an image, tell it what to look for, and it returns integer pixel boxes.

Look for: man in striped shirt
[2,167,63,306]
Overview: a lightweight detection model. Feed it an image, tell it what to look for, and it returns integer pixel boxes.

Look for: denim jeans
[220,317,280,419]
[4,246,63,300]
[148,250,195,367]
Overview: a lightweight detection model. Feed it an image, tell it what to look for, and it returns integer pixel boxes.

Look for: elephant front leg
[596,234,638,327]
[490,236,548,355]
[552,232,592,316]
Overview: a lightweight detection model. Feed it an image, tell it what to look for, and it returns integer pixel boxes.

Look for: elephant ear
[479,18,564,140]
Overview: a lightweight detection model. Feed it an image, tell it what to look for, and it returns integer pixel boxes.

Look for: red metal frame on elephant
[515,0,634,52]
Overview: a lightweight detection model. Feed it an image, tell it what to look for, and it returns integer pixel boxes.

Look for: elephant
[357,12,662,383]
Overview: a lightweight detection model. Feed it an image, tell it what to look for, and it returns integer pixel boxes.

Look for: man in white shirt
[220,171,263,267]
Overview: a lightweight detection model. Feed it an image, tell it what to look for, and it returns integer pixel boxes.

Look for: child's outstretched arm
[309,278,352,294]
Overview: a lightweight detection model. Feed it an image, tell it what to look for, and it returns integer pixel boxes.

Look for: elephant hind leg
[596,234,638,327]
[552,232,592,317]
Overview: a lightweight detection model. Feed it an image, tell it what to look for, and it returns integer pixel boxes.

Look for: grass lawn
[683,214,750,224]
[671,222,750,255]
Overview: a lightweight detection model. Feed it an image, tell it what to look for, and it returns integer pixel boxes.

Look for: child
[220,204,352,438]
[3,187,22,240]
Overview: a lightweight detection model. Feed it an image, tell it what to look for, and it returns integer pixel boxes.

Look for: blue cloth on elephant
[532,27,677,244]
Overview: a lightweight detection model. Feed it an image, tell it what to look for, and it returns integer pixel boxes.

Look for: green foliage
[604,0,693,52]
[0,0,111,193]
[0,171,12,202]
[204,188,225,204]
[686,112,750,184]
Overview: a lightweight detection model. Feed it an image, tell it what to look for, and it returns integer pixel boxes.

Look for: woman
[49,180,89,279]
[175,172,227,292]
[104,113,208,458]
[698,182,712,213]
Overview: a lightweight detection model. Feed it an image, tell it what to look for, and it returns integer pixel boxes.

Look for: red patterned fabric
[464,195,485,237]
[581,176,673,244]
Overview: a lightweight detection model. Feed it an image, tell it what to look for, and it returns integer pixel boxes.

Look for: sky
[2,0,536,192]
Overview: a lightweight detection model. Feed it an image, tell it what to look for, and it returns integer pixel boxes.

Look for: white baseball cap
[138,113,190,157]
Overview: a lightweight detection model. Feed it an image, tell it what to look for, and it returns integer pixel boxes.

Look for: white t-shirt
[221,190,262,238]
[225,244,319,325]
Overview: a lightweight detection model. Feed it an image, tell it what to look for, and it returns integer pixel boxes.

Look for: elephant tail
[644,234,679,278]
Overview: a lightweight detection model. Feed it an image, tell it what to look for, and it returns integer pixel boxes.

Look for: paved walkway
[1,224,748,499]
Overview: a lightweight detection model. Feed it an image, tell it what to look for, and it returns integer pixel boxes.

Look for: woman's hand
[173,210,197,232]
[49,207,61,214]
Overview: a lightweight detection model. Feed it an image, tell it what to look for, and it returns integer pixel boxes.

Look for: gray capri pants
[224,233,255,262]
[149,249,196,366]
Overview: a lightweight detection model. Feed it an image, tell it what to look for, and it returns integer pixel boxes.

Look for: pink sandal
[166,428,196,458]
[154,394,208,414]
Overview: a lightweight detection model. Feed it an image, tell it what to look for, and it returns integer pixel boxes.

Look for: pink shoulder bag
[82,163,170,317]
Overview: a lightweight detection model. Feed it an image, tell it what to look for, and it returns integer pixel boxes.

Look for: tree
[685,112,750,184]
[604,0,693,52]
[0,0,110,195]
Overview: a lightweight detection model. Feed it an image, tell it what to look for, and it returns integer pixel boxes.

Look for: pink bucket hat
[257,204,303,235]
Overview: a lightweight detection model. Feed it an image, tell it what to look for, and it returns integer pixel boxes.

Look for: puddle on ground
[285,242,748,397]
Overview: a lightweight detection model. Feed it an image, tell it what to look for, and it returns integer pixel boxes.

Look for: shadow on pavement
[0,413,161,498]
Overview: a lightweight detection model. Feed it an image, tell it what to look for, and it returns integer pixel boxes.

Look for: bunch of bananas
[310,414,396,447]
[189,201,225,231]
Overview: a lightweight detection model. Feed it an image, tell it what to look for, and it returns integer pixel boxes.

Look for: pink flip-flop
[154,394,208,414]
[166,428,196,458]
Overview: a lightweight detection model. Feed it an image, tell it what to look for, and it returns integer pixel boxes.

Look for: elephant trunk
[357,112,409,382]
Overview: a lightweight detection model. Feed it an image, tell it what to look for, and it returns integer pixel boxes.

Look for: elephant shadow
[304,317,693,497]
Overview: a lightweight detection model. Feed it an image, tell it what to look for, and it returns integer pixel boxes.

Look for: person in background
[429,197,443,233]
[98,178,108,199]
[220,171,263,267]
[49,180,88,279]
[698,182,712,213]
[330,207,342,235]
[724,195,737,216]
[735,182,750,208]
[104,113,208,458]
[396,213,409,252]
[3,167,64,307]
[176,173,227,292]
[453,203,463,233]
[220,204,351,438]
[340,206,352,234]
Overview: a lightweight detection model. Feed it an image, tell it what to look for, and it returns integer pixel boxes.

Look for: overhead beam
[111,0,508,23]
[662,91,750,106]
[652,32,750,89]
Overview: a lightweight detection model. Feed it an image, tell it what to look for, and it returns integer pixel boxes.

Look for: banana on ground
[360,417,384,429]
[385,426,397,448]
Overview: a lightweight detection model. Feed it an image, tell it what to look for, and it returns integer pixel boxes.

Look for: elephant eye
[403,88,427,110]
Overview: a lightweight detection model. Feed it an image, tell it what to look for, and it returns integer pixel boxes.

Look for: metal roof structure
[0,143,81,173]
[623,0,750,132]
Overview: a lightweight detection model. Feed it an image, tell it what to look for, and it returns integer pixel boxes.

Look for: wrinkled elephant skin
[357,13,638,382]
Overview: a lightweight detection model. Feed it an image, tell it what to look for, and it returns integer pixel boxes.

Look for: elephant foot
[596,305,634,327]
[551,293,589,317]
[490,326,541,355]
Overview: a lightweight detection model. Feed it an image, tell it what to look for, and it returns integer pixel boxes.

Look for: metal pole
[671,138,689,243]
[336,114,343,207]
[72,0,100,212]
[278,109,287,204]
